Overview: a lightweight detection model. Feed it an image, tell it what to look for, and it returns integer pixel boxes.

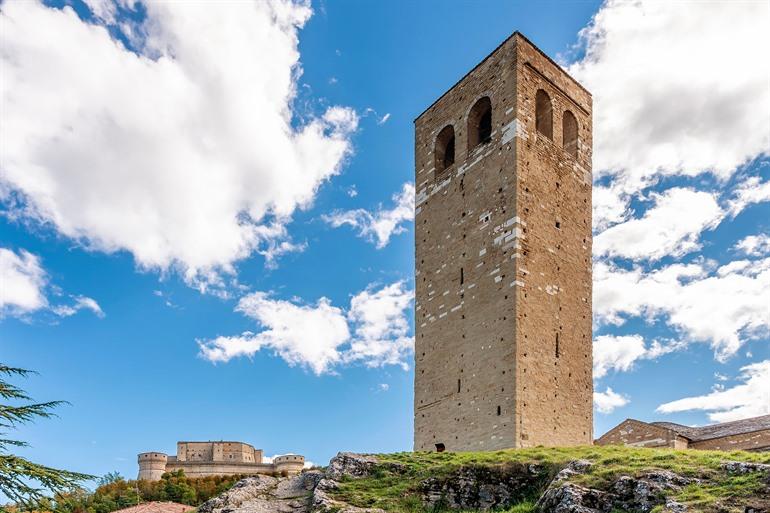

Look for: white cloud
[594,387,629,414]
[593,334,645,379]
[198,293,350,375]
[594,188,723,261]
[0,246,103,319]
[593,334,683,378]
[657,360,770,423]
[594,258,770,361]
[198,280,413,375]
[593,185,630,232]
[570,0,770,193]
[0,1,357,290]
[51,295,105,318]
[0,247,48,314]
[734,233,770,257]
[379,383,389,392]
[345,281,414,369]
[323,182,414,248]
[727,176,770,217]
[377,113,391,125]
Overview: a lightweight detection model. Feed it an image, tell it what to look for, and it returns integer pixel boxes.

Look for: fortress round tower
[273,454,305,476]
[138,452,168,481]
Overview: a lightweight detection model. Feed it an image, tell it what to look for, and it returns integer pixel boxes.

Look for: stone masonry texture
[413,32,593,452]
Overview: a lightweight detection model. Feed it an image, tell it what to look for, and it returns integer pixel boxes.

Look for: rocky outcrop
[198,472,323,513]
[420,462,552,510]
[537,469,694,513]
[722,461,770,474]
[197,452,770,513]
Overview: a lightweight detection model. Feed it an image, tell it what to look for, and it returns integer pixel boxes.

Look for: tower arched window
[562,110,578,158]
[467,96,492,152]
[435,125,455,174]
[535,89,553,139]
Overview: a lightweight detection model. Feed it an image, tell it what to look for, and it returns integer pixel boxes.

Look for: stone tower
[414,32,593,452]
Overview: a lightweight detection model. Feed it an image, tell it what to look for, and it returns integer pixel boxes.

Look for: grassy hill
[327,445,770,512]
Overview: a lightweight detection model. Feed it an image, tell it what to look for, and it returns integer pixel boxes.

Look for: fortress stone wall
[414,32,593,452]
[138,441,304,481]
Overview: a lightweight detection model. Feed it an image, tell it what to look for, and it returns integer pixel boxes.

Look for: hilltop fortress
[138,441,304,481]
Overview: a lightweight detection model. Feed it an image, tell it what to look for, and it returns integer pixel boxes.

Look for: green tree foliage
[0,364,93,509]
[36,471,244,513]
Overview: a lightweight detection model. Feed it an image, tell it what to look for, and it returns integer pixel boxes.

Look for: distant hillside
[198,446,770,513]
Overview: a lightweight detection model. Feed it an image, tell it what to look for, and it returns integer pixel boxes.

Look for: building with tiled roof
[111,502,195,513]
[596,414,770,452]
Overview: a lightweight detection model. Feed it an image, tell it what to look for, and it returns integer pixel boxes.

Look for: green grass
[328,446,770,512]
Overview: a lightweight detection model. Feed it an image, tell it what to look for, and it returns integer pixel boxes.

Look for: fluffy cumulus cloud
[0,248,47,315]
[0,247,103,318]
[594,188,723,261]
[594,258,770,361]
[734,234,770,257]
[657,360,770,423]
[0,1,357,290]
[593,334,683,379]
[727,176,770,217]
[570,0,770,193]
[346,281,413,368]
[198,280,413,375]
[594,387,629,414]
[323,183,414,248]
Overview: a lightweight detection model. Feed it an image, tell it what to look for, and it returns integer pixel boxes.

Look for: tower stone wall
[414,32,593,452]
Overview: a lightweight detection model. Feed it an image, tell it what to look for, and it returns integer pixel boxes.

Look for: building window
[435,443,446,452]
[535,89,553,139]
[497,405,501,416]
[467,96,492,152]
[562,110,578,157]
[435,125,455,174]
[555,333,560,358]
[457,378,461,393]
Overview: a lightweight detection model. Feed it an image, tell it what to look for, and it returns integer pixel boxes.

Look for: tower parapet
[273,454,305,476]
[138,452,168,481]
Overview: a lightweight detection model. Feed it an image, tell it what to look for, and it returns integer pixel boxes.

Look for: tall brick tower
[414,32,593,451]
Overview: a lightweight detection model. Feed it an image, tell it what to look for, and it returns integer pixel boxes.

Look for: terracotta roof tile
[651,414,770,441]
[112,502,196,513]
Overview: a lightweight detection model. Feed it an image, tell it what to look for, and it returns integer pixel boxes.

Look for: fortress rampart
[138,441,304,481]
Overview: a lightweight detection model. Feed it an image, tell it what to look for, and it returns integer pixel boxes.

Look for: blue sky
[1,0,769,482]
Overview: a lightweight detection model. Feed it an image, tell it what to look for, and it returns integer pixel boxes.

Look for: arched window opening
[535,89,553,139]
[435,125,455,174]
[562,110,578,157]
[435,443,446,453]
[467,96,492,152]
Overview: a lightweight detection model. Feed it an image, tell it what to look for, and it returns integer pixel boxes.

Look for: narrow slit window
[457,378,461,393]
[497,405,501,416]
[460,267,464,285]
[555,333,560,358]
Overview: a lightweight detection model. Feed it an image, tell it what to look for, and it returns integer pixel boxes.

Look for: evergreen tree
[0,364,93,508]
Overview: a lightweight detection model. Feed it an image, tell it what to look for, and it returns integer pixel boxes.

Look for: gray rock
[535,482,611,513]
[198,474,318,513]
[420,462,551,511]
[326,452,381,480]
[611,470,695,512]
[723,461,770,474]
